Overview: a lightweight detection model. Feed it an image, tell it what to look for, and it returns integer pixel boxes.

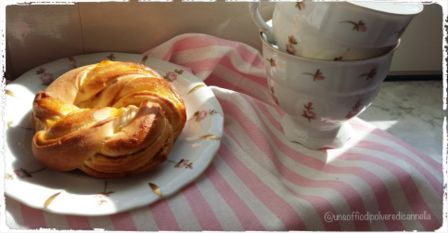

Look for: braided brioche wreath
[31,60,186,178]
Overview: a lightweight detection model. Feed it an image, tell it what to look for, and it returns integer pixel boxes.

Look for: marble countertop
[359,80,444,163]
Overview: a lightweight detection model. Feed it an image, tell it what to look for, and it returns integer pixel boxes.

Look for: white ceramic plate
[3,52,224,216]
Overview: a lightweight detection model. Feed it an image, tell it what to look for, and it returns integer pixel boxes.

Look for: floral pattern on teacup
[286,36,298,55]
[302,102,316,122]
[303,69,325,81]
[296,2,305,10]
[359,68,377,80]
[341,20,367,32]
[266,57,276,67]
[345,99,363,119]
[269,85,280,105]
[333,56,343,61]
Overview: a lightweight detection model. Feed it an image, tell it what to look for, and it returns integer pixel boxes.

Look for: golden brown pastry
[31,60,186,178]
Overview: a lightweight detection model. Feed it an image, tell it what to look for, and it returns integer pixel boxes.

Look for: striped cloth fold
[5,33,442,231]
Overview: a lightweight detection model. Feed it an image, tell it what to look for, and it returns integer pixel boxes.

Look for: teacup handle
[249,2,275,43]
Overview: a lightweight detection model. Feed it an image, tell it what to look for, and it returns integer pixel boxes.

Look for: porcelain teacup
[260,32,400,149]
[251,0,422,60]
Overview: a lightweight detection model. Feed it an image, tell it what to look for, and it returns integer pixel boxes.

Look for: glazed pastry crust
[31,60,186,178]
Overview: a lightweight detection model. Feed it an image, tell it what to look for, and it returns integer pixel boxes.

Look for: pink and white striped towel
[5,33,443,231]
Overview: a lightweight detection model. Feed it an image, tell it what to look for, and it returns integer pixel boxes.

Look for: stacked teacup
[250,1,423,149]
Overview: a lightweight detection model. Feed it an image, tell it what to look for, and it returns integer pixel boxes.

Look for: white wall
[388,3,443,75]
[5,1,443,79]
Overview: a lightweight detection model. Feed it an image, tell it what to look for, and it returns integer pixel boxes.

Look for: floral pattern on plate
[3,52,224,216]
[163,69,184,82]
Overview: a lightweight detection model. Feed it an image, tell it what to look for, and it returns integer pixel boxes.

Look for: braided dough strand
[31,60,186,178]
